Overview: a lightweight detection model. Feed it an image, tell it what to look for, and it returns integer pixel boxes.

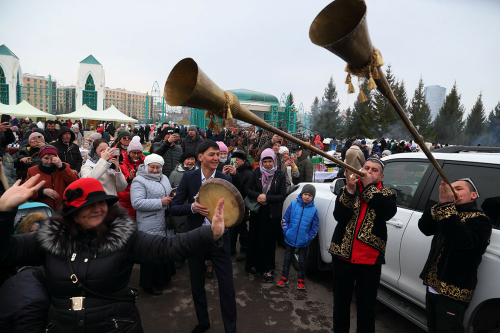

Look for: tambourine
[198,178,244,228]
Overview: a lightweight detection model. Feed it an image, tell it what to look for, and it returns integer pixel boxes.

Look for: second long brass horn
[309,0,455,196]
[165,58,365,177]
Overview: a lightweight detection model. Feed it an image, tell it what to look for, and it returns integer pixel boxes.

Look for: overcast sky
[2,0,499,117]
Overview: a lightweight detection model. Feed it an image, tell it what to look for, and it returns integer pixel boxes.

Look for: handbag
[244,179,271,213]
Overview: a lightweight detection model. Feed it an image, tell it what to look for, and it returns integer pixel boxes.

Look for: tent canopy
[58,104,138,123]
[0,100,57,120]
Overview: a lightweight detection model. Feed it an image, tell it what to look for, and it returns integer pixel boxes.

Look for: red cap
[62,178,118,216]
[97,126,104,132]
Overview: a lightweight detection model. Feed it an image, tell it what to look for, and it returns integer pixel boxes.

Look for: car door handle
[386,220,403,228]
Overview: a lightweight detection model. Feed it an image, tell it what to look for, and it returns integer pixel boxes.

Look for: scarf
[259,148,277,194]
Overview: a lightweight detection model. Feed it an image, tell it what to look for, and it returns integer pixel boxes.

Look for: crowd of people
[0,117,491,333]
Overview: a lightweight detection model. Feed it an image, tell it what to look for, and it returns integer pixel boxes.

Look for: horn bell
[165,58,226,113]
[309,0,374,70]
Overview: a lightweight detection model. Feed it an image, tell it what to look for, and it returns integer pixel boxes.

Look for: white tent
[0,100,57,120]
[58,104,138,123]
[100,105,138,123]
[57,104,111,121]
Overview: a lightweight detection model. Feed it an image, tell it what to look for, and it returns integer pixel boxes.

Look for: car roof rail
[435,146,500,153]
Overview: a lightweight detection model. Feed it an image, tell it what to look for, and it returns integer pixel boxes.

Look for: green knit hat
[115,129,131,142]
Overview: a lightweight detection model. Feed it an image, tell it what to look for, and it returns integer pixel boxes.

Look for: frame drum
[198,178,245,228]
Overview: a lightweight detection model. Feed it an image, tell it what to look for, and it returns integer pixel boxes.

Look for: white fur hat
[144,153,164,167]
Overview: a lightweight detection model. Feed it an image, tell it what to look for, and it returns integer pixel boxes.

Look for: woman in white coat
[130,153,174,295]
[80,139,127,196]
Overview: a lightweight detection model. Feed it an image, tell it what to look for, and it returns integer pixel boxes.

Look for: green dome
[227,89,278,104]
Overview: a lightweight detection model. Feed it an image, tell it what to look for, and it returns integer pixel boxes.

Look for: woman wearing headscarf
[0,175,226,332]
[82,132,102,165]
[245,148,286,282]
[81,139,127,196]
[130,154,174,295]
[25,144,79,210]
[117,139,145,219]
[14,132,46,181]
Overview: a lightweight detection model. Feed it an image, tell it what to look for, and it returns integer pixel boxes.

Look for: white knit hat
[132,136,141,143]
[279,146,289,154]
[144,153,164,167]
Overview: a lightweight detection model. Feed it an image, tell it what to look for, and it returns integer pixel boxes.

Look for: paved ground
[134,245,426,333]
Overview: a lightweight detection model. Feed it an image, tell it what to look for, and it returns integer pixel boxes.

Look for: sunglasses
[456,178,480,197]
[122,137,131,141]
[129,151,142,155]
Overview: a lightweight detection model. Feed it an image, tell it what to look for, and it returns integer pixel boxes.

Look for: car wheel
[292,236,320,276]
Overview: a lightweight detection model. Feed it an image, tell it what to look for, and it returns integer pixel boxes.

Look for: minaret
[75,55,105,111]
[0,44,23,105]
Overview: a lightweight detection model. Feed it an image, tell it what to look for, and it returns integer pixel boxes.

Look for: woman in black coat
[244,148,286,283]
[0,176,226,333]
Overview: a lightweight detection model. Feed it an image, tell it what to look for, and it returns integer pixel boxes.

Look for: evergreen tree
[372,65,402,138]
[352,79,377,138]
[433,82,466,144]
[465,92,486,145]
[408,77,434,141]
[312,77,343,137]
[310,96,320,119]
[344,107,354,137]
[288,92,295,107]
[487,101,500,146]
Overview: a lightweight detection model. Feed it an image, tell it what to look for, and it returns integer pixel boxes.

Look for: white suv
[282,149,500,332]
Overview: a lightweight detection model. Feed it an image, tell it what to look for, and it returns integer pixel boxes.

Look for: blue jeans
[282,244,308,280]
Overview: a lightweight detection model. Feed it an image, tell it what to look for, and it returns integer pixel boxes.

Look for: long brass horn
[309,0,455,195]
[165,58,365,176]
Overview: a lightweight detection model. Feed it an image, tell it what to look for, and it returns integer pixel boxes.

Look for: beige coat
[345,145,366,171]
[80,158,127,196]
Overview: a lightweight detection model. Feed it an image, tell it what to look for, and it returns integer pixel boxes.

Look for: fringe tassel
[344,64,350,72]
[348,80,355,94]
[207,119,215,129]
[372,67,380,79]
[359,89,368,103]
[214,122,222,133]
[345,73,351,84]
[374,50,385,67]
[204,110,211,119]
[221,118,226,127]
[367,74,377,91]
[226,105,233,119]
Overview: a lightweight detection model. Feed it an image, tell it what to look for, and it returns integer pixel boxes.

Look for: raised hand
[0,175,46,211]
[345,169,358,195]
[211,198,225,241]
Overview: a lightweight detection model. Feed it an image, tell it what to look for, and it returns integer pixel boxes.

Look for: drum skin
[198,178,244,228]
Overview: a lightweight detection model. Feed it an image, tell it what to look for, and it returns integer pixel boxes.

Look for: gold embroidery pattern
[381,187,394,197]
[329,195,361,258]
[338,187,354,208]
[423,250,475,302]
[361,185,379,202]
[431,203,457,221]
[459,212,487,223]
[357,207,386,252]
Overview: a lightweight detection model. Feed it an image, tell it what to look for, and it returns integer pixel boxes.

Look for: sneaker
[264,271,274,283]
[297,279,306,290]
[276,277,289,288]
[205,264,213,279]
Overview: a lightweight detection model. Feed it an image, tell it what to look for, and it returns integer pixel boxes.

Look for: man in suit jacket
[170,140,237,333]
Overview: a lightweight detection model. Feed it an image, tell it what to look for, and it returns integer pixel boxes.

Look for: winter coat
[292,150,314,184]
[81,158,127,196]
[26,163,79,210]
[52,127,83,173]
[280,157,299,191]
[131,164,172,236]
[281,194,319,248]
[360,146,370,160]
[235,160,253,197]
[118,154,145,219]
[245,168,287,219]
[2,153,17,186]
[341,140,352,161]
[181,133,204,154]
[169,163,198,189]
[73,130,83,147]
[0,130,15,157]
[0,205,218,333]
[150,140,183,178]
[0,267,50,333]
[13,145,41,181]
[345,145,365,171]
[44,129,59,143]
[106,123,116,138]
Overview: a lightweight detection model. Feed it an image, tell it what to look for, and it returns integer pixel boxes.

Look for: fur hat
[17,212,47,234]
[144,153,164,167]
[179,151,197,164]
[231,150,247,161]
[127,140,143,153]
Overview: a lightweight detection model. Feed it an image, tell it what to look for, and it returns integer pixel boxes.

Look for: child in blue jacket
[277,184,319,290]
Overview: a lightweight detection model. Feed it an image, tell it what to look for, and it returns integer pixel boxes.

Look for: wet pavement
[133,245,426,333]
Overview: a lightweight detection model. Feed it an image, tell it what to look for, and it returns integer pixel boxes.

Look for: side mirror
[330,178,347,195]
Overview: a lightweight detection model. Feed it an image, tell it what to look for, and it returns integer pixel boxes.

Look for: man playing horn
[329,158,397,333]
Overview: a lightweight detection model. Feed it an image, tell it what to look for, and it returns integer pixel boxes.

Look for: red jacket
[26,163,79,210]
[117,153,145,219]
